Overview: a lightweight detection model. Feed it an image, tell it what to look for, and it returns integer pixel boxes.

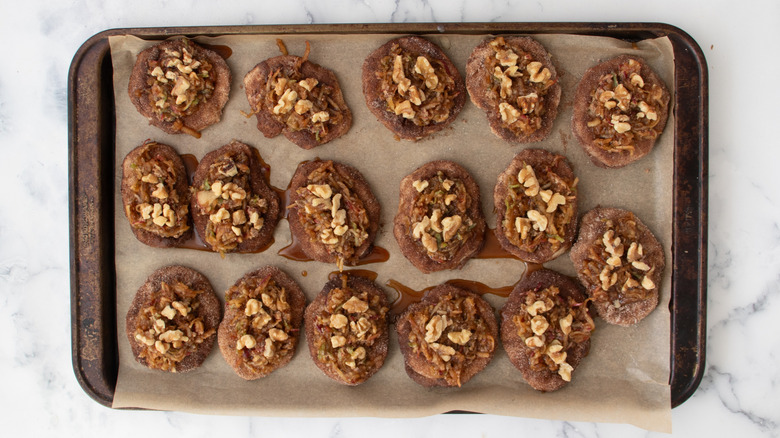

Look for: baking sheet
[108,32,674,432]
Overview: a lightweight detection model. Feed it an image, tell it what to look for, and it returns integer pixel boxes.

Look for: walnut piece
[447,329,472,345]
[424,315,448,343]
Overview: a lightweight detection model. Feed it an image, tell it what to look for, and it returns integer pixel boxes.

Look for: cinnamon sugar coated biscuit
[121,140,191,247]
[362,35,466,140]
[569,207,664,326]
[304,274,389,385]
[501,269,594,391]
[128,38,231,138]
[287,160,380,270]
[190,140,281,255]
[397,284,498,387]
[125,266,220,373]
[466,36,561,143]
[572,55,670,168]
[218,266,306,380]
[493,148,578,263]
[244,41,352,149]
[393,160,486,273]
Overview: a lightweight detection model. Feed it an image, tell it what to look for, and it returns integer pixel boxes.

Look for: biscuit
[218,266,306,380]
[501,268,594,391]
[393,160,486,273]
[121,140,191,247]
[125,265,220,373]
[466,36,561,143]
[362,35,466,140]
[396,284,498,387]
[191,140,280,254]
[244,42,352,149]
[304,273,390,385]
[287,160,380,270]
[572,55,670,168]
[128,38,231,138]
[569,207,664,326]
[493,148,578,263]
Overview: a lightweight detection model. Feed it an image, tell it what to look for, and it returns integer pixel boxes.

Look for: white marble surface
[1,0,778,436]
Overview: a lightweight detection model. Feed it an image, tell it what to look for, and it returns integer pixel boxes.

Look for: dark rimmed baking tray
[69,22,707,410]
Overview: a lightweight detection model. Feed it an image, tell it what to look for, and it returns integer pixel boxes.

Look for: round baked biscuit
[218,266,306,380]
[396,284,498,387]
[570,207,664,326]
[244,45,352,149]
[304,273,390,385]
[362,35,466,140]
[501,268,594,392]
[125,265,220,373]
[393,160,486,273]
[191,140,281,255]
[121,140,192,247]
[572,55,670,168]
[128,38,231,138]
[466,36,561,143]
[287,160,380,269]
[493,148,578,263]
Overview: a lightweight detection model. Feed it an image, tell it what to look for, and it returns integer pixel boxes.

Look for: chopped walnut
[499,102,521,123]
[273,88,298,115]
[412,179,429,192]
[414,56,439,89]
[527,209,548,232]
[441,215,462,242]
[447,329,472,345]
[342,296,369,313]
[530,315,550,335]
[425,315,448,343]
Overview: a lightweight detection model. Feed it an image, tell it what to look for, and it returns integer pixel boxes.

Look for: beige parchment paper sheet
[109,31,674,432]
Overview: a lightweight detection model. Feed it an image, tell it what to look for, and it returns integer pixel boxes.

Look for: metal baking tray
[69,22,707,409]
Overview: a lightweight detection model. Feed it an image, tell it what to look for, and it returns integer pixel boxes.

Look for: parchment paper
[109,32,674,432]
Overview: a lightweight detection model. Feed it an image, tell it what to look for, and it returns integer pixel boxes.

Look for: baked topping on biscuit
[194,150,269,254]
[125,142,190,239]
[501,158,577,254]
[225,273,297,374]
[293,161,371,271]
[311,275,388,383]
[402,291,496,387]
[131,281,216,372]
[512,285,594,382]
[378,43,459,127]
[484,37,557,136]
[585,58,666,154]
[143,40,216,135]
[408,171,478,264]
[579,213,658,308]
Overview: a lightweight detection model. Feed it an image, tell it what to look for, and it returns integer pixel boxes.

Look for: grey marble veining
[1,0,779,436]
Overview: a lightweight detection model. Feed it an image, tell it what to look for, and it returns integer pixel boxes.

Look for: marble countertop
[2,0,778,436]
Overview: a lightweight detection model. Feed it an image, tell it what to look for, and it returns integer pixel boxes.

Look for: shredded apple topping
[294,161,370,270]
[404,292,496,387]
[226,274,296,373]
[586,59,666,154]
[409,171,477,263]
[257,42,345,143]
[484,37,556,135]
[125,143,190,238]
[132,281,215,372]
[512,285,595,382]
[502,157,577,253]
[194,150,268,254]
[312,276,388,384]
[378,43,459,126]
[579,213,657,308]
[144,41,216,131]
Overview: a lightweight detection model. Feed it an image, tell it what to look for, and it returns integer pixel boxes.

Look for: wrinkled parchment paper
[109,31,674,432]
